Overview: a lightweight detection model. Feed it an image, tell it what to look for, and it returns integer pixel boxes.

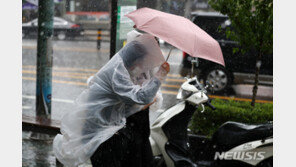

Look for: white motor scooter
[149,77,273,167]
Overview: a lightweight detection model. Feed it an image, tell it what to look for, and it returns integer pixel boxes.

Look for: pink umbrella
[125,7,225,66]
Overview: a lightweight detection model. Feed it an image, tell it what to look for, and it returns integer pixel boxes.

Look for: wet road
[22,39,272,167]
[22,39,184,120]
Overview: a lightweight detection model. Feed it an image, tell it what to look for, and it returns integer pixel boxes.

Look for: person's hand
[149,91,163,112]
[161,62,170,73]
[155,62,170,81]
[142,98,157,110]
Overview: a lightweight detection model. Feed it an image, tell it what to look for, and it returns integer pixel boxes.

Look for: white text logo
[214,151,265,161]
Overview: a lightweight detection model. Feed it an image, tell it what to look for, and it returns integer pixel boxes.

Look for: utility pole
[110,0,118,58]
[36,0,54,121]
[184,0,192,18]
[110,0,137,58]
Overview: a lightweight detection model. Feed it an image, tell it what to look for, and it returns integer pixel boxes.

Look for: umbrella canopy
[125,7,225,66]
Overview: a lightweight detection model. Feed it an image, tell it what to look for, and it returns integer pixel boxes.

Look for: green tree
[208,0,273,106]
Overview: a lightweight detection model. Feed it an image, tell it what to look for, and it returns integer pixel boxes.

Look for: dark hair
[119,41,147,69]
[154,37,160,46]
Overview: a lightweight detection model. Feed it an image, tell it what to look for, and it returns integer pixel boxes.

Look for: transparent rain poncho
[53,34,165,167]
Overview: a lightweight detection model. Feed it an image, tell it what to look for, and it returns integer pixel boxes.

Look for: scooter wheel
[256,157,273,167]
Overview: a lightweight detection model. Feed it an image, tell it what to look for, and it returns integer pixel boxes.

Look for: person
[53,33,170,167]
[90,31,169,167]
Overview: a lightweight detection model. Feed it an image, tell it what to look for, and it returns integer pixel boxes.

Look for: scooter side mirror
[205,81,215,93]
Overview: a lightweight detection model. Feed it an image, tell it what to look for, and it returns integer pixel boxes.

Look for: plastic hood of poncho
[126,29,142,43]
[53,34,165,167]
[126,30,164,115]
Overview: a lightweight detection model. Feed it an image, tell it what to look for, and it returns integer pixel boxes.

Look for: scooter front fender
[150,101,186,167]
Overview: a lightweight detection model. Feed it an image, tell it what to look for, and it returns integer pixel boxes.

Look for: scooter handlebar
[205,100,216,110]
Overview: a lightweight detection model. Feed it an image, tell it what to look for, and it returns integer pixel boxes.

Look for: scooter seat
[212,121,273,151]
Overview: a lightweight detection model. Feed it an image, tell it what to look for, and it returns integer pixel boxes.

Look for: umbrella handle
[166,47,173,62]
[190,57,198,78]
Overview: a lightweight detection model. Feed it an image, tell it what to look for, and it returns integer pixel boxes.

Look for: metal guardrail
[82,28,110,50]
[66,28,110,50]
[22,28,111,49]
[83,28,110,41]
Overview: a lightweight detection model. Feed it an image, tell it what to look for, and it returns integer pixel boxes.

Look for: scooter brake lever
[200,104,205,113]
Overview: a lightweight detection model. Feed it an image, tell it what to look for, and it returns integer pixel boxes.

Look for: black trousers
[90,108,153,167]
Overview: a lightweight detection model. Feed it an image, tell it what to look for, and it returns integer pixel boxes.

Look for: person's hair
[154,37,160,46]
[119,40,147,69]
